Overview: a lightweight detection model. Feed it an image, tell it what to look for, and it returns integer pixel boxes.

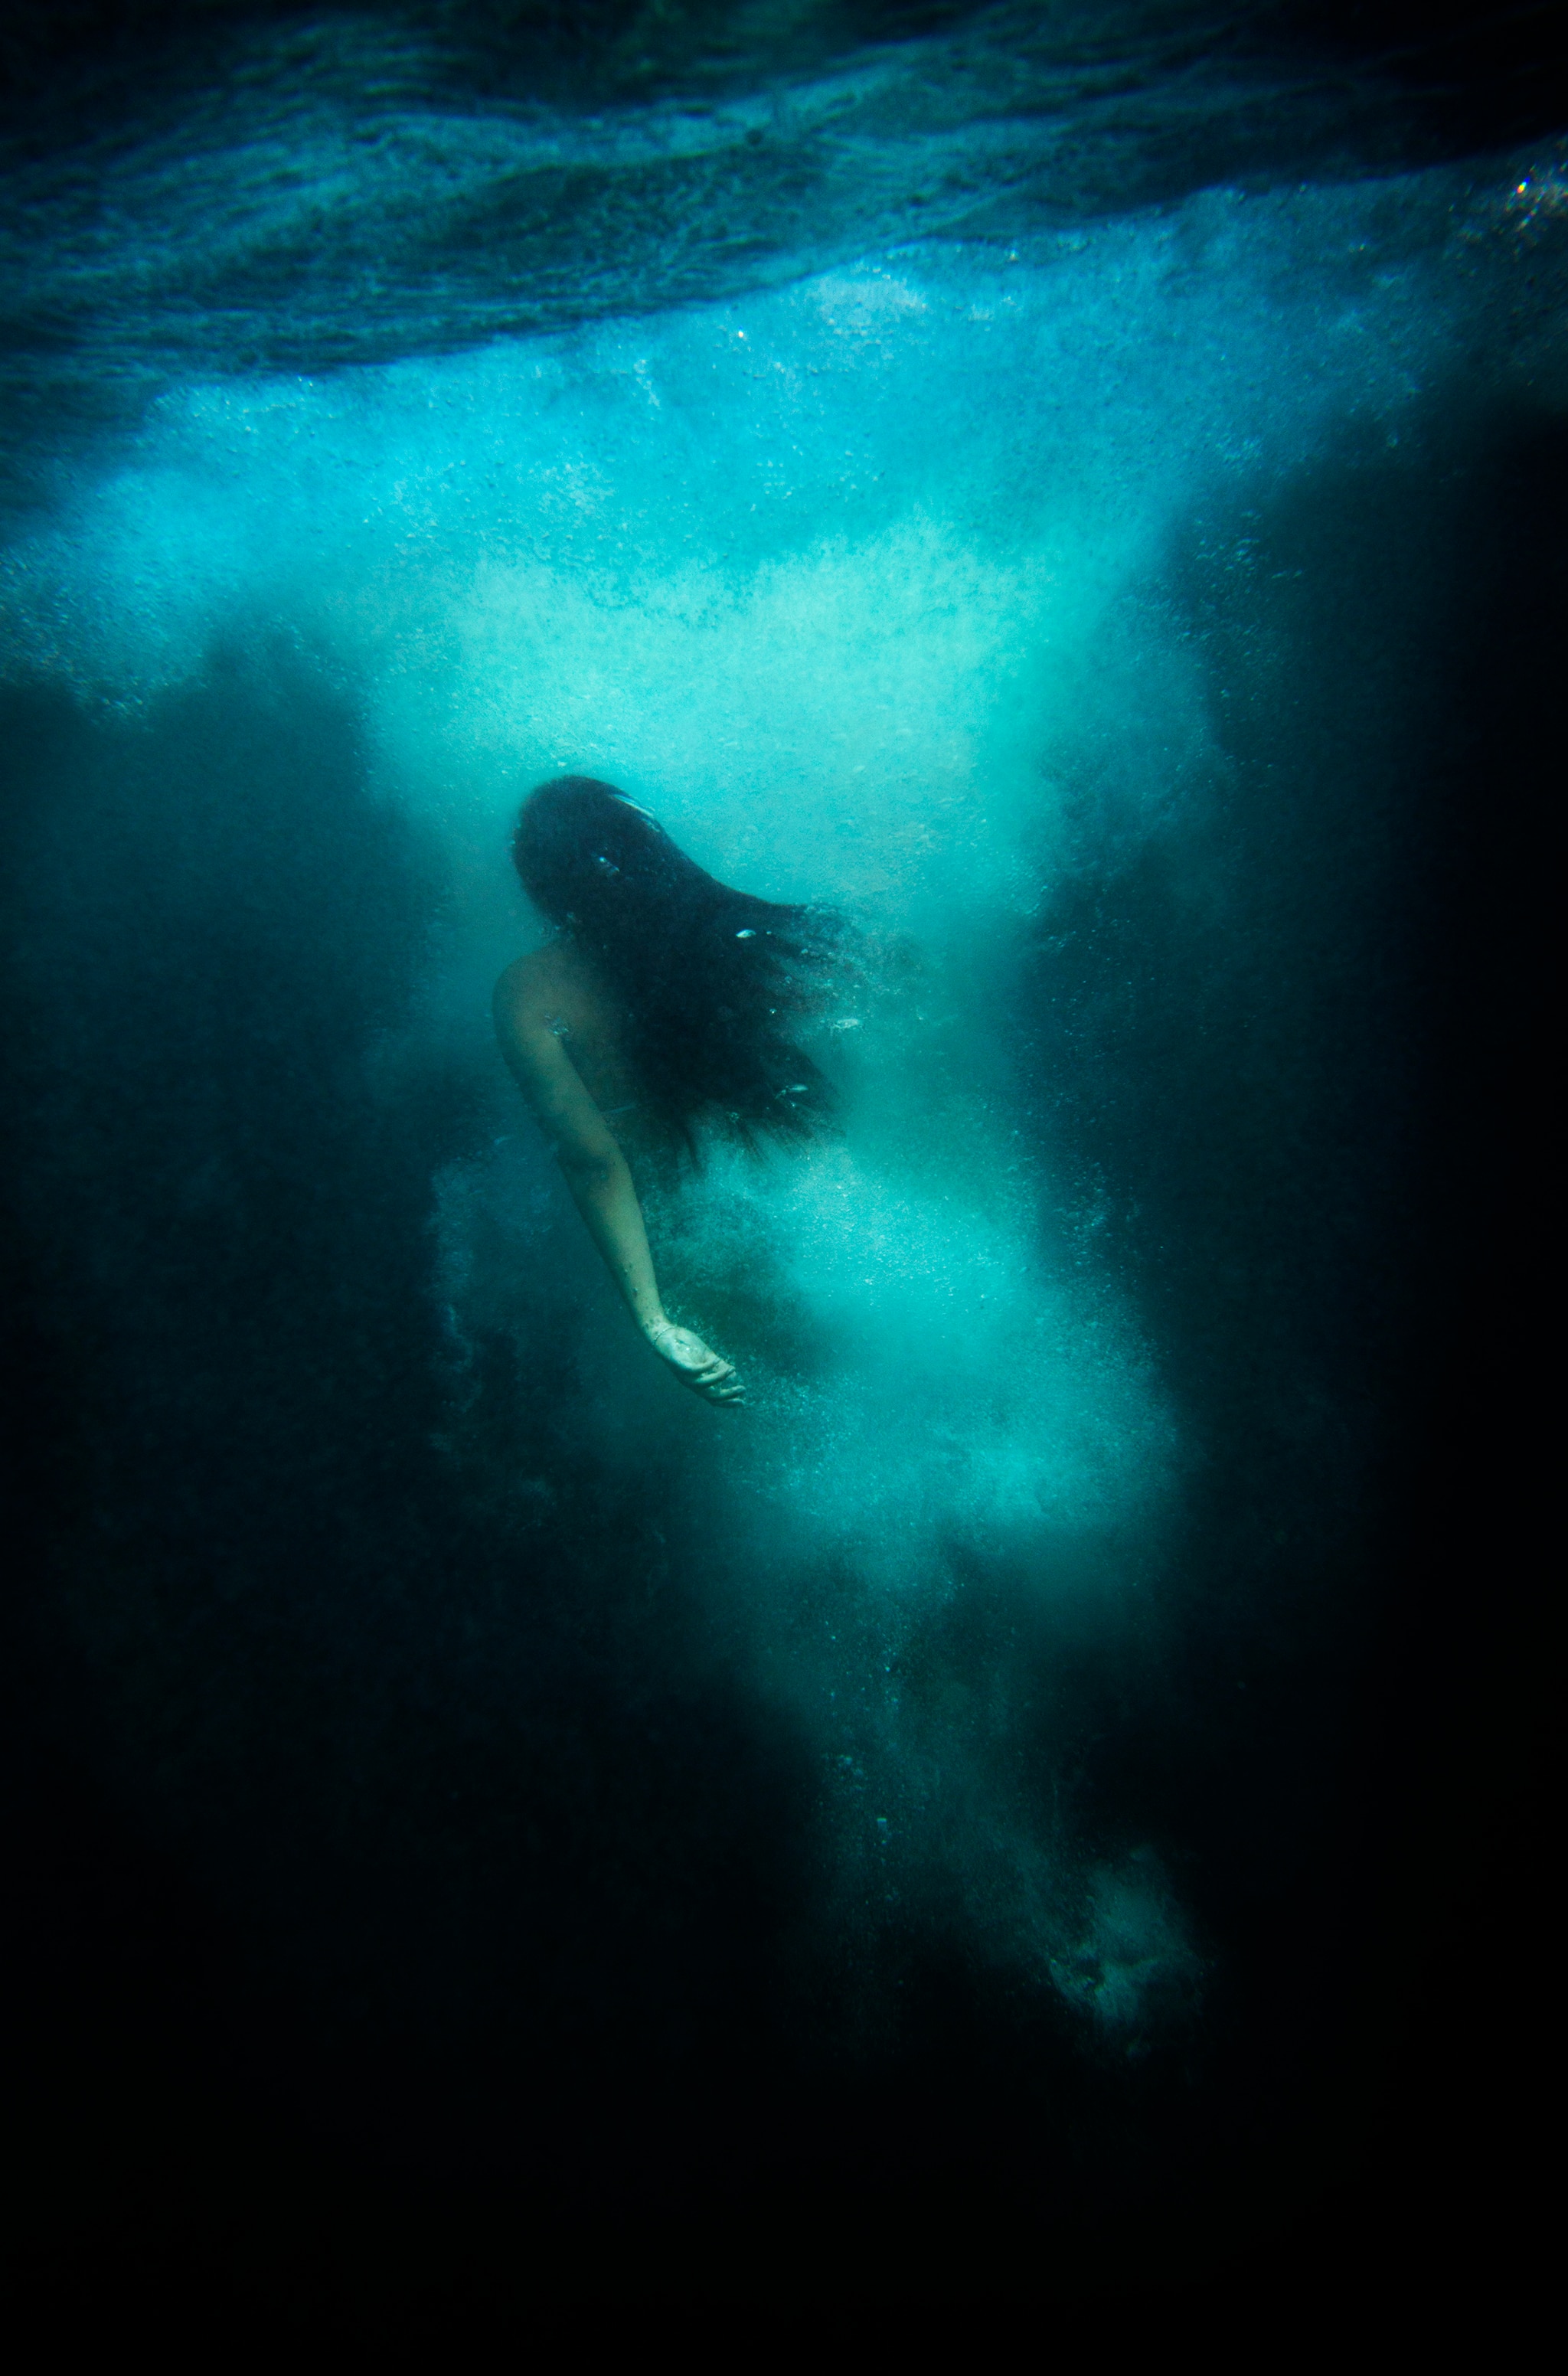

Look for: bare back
[496,939,639,1124]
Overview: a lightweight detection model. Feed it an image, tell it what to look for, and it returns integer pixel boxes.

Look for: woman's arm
[492,962,742,1404]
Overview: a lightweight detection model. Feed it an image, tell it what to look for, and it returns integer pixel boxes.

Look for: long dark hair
[512,776,844,1157]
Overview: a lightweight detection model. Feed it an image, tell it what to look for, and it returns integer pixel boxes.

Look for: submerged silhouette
[495,776,842,1404]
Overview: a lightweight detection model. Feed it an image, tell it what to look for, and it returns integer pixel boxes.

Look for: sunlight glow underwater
[4,154,1560,2045]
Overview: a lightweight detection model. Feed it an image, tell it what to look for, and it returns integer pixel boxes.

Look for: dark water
[2,2,1563,479]
[3,0,1561,2312]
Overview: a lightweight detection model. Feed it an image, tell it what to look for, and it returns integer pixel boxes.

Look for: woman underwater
[494,776,844,1407]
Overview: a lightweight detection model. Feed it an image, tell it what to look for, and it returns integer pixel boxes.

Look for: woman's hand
[644,1317,745,1406]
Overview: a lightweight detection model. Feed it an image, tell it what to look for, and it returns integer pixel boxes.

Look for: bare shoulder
[492,944,573,1090]
[492,943,619,1149]
[495,942,569,1021]
[497,938,620,1032]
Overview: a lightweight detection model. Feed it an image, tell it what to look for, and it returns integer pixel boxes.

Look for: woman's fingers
[648,1320,745,1404]
[690,1359,744,1404]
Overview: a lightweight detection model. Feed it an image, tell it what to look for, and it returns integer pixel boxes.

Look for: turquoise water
[3,4,1563,2280]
